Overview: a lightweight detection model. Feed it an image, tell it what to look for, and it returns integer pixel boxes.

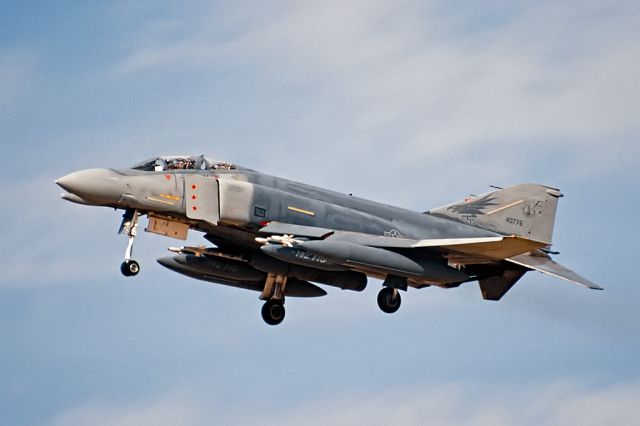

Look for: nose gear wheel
[121,260,140,276]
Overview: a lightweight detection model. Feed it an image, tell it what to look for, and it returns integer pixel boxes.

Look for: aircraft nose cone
[56,168,124,206]
[55,174,73,192]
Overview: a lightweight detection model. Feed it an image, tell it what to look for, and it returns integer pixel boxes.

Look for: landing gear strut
[119,209,140,277]
[260,273,287,325]
[377,287,401,314]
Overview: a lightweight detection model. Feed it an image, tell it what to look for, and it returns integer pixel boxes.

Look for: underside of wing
[506,253,603,290]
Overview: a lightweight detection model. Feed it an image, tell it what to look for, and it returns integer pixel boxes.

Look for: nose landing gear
[119,209,140,277]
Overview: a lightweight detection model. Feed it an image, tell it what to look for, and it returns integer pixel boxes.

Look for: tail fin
[428,184,563,244]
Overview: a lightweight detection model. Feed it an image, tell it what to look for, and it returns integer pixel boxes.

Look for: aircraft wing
[506,253,603,290]
[259,222,547,261]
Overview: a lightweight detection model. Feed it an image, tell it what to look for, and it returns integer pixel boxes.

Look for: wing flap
[507,254,603,290]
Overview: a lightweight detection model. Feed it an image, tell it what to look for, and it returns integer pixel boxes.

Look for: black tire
[261,300,286,325]
[377,287,401,314]
[121,260,140,277]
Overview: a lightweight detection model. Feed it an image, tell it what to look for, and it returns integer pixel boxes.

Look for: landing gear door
[185,174,219,226]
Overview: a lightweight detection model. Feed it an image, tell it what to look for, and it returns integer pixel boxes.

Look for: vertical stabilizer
[428,184,563,244]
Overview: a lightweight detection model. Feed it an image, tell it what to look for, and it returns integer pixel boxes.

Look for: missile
[255,234,301,247]
[299,240,469,283]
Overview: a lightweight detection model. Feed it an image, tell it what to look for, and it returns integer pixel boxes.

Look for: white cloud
[108,0,640,197]
[51,395,203,426]
[258,381,640,426]
[49,380,640,426]
[4,5,638,426]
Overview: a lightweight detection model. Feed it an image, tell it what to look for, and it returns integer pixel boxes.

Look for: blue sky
[1,1,639,425]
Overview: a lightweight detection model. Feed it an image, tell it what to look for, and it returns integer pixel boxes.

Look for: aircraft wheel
[121,260,140,277]
[377,287,401,314]
[261,300,285,326]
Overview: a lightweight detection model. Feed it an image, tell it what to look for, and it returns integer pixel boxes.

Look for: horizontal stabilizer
[506,254,603,290]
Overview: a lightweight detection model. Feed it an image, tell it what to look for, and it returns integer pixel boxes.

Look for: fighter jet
[56,155,602,325]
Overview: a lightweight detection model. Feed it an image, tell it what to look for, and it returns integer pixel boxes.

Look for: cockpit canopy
[130,155,235,172]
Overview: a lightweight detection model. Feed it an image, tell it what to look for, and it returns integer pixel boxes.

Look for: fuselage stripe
[288,206,315,216]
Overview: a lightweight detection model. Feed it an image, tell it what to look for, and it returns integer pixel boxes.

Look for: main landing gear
[260,273,287,325]
[261,300,286,326]
[377,287,401,313]
[377,275,406,314]
[119,209,140,277]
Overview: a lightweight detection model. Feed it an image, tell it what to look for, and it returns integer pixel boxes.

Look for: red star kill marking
[192,205,198,211]
[164,174,171,180]
[191,184,198,190]
[191,194,197,200]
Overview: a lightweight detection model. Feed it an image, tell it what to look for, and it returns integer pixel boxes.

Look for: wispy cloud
[49,379,640,426]
[107,0,639,202]
[2,4,638,426]
[51,394,203,426]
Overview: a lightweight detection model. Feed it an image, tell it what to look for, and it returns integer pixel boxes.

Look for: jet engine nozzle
[56,168,126,206]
